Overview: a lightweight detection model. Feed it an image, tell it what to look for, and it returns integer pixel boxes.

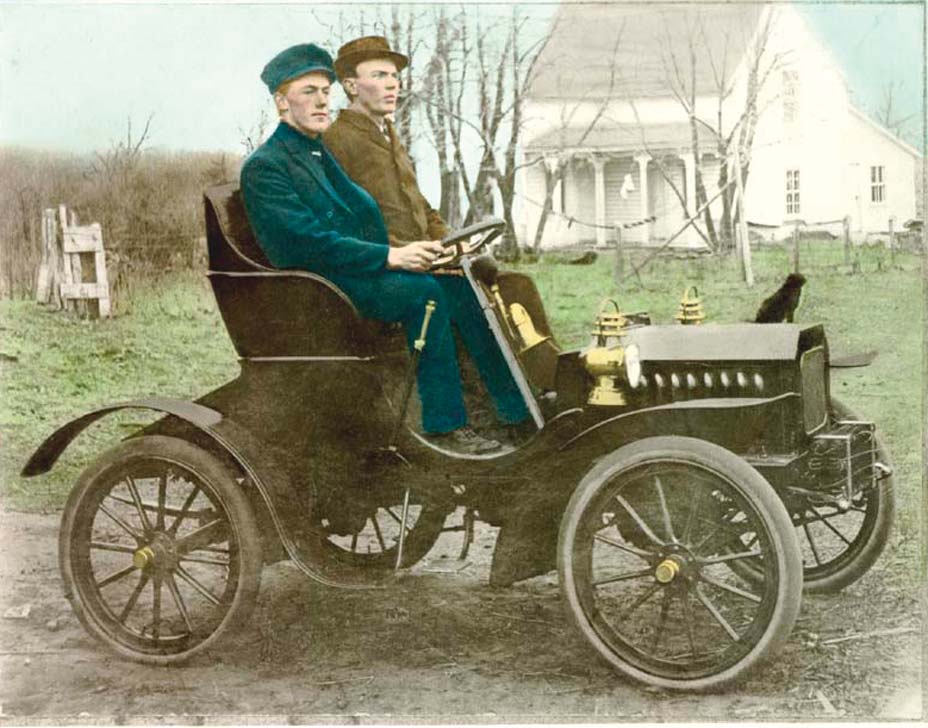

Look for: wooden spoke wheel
[726,398,895,594]
[792,398,895,593]
[321,500,450,570]
[558,437,802,691]
[60,436,263,665]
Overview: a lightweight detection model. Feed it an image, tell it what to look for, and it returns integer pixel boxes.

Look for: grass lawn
[1,245,923,543]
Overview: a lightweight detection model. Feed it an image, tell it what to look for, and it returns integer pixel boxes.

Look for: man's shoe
[425,426,502,455]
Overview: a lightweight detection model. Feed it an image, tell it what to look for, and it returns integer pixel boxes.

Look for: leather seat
[204,182,403,359]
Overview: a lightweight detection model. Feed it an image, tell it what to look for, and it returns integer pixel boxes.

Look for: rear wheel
[321,499,450,570]
[60,436,263,665]
[558,437,802,691]
[791,398,895,593]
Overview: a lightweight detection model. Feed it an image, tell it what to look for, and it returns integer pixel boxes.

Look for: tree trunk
[717,160,734,252]
[531,167,558,253]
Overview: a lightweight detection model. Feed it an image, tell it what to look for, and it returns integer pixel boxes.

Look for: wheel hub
[654,557,682,583]
[132,546,155,569]
[132,533,178,572]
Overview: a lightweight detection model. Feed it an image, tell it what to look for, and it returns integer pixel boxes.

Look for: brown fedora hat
[334,36,408,80]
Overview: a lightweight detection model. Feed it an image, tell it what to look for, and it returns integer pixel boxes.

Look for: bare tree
[415,7,485,227]
[525,21,622,253]
[88,113,154,179]
[385,5,427,151]
[414,7,558,254]
[239,108,271,157]
[875,80,916,141]
[419,7,465,225]
[643,7,783,251]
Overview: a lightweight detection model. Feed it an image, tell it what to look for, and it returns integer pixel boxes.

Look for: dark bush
[0,145,240,305]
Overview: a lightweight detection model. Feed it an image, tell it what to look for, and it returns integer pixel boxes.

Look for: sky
[0,1,550,155]
[0,0,924,197]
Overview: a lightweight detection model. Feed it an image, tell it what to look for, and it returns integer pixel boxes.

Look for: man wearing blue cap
[240,43,509,454]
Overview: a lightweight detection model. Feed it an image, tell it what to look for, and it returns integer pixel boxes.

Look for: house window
[786,169,800,215]
[783,70,799,124]
[870,166,885,203]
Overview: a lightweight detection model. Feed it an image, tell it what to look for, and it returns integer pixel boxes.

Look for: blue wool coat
[239,120,528,433]
[240,121,390,278]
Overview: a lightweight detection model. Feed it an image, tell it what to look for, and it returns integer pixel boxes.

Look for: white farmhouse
[517,2,922,249]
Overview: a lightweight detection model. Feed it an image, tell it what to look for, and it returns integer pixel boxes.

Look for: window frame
[782,69,800,125]
[870,165,886,204]
[785,168,801,216]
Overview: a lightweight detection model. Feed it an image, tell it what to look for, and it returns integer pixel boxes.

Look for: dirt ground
[0,506,922,725]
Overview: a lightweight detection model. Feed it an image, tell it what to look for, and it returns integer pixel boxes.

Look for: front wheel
[558,436,802,691]
[60,435,263,665]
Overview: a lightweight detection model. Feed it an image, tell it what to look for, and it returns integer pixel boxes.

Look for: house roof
[527,121,720,153]
[847,105,922,158]
[529,2,765,100]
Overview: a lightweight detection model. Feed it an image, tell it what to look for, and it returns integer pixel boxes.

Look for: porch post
[592,155,607,247]
[635,155,650,244]
[681,151,698,246]
[548,155,564,215]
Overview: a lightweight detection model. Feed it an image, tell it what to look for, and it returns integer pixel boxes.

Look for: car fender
[22,396,376,590]
[487,393,799,587]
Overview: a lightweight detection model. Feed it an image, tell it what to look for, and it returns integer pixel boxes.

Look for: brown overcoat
[323,108,448,246]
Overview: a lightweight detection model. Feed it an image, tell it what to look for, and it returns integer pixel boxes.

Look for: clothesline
[512,188,684,232]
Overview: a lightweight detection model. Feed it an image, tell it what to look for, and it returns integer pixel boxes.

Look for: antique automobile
[22,183,894,691]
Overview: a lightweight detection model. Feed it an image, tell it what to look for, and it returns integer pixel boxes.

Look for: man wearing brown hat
[325,36,531,436]
[241,42,504,455]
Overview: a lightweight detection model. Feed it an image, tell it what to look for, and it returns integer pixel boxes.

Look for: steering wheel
[430,218,506,270]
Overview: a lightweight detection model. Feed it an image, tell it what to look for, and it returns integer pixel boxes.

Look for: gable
[530,2,764,100]
[847,106,921,159]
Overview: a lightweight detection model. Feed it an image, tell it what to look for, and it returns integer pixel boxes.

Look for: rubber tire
[558,436,803,692]
[60,435,263,665]
[797,398,895,594]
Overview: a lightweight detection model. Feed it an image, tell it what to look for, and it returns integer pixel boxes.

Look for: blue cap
[261,43,335,93]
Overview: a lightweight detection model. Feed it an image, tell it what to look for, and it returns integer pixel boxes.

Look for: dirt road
[0,507,921,724]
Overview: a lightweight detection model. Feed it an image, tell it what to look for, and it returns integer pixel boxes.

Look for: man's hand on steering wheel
[429,219,506,270]
[386,240,444,272]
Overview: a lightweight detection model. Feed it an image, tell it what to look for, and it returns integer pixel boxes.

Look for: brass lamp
[582,300,641,406]
[675,286,706,325]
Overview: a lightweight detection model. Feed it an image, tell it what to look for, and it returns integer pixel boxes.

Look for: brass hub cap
[132,546,155,569]
[132,534,178,572]
[655,557,681,584]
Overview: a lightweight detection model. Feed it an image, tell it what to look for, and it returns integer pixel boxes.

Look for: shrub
[0,144,240,307]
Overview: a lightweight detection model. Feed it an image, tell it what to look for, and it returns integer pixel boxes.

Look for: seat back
[204,182,274,271]
[203,183,395,359]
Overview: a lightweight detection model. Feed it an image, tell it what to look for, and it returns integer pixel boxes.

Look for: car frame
[21,183,894,691]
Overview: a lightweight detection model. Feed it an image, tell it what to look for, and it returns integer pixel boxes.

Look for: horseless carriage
[22,183,894,691]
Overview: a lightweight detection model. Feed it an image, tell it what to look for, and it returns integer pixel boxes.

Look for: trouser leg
[437,276,530,425]
[330,271,467,434]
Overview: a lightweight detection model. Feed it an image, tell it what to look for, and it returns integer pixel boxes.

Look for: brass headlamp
[582,300,641,406]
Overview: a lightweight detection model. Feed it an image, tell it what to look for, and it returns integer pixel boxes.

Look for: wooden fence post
[613,224,624,287]
[733,142,754,287]
[36,209,60,306]
[792,223,801,274]
[57,205,77,312]
[55,205,112,318]
[843,215,851,266]
[888,216,896,267]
